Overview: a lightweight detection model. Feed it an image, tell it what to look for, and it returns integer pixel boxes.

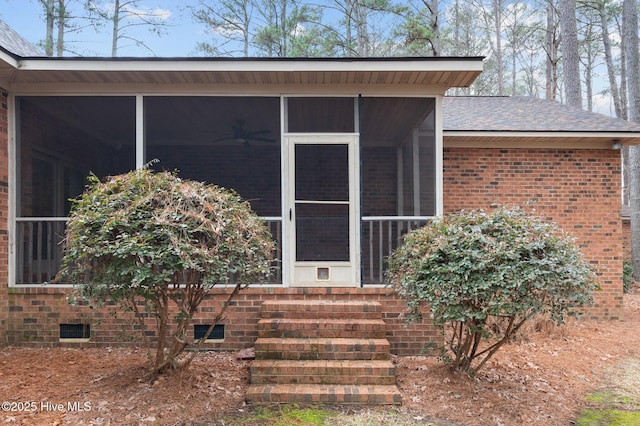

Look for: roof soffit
[0,56,484,90]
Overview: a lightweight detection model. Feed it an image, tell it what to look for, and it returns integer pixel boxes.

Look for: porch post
[397,148,403,216]
[435,95,444,216]
[412,128,420,216]
[135,95,145,169]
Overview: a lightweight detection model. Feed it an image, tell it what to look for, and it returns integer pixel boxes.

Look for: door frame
[284,134,360,287]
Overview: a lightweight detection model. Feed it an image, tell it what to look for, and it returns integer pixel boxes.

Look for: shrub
[387,206,598,375]
[623,260,634,293]
[58,168,274,376]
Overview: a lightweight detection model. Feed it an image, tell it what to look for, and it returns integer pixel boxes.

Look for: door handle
[289,208,292,221]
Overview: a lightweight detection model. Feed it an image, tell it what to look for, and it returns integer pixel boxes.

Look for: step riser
[258,320,387,339]
[260,301,382,320]
[251,374,396,385]
[251,360,396,385]
[246,385,402,405]
[255,352,390,361]
[258,330,387,339]
[254,339,390,361]
[261,311,382,320]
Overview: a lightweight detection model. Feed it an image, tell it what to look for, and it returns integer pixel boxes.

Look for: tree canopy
[25,0,633,113]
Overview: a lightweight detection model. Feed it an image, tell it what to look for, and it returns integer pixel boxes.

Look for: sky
[0,0,201,57]
[0,0,621,116]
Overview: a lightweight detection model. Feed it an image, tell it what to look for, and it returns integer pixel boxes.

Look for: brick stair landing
[245,300,401,405]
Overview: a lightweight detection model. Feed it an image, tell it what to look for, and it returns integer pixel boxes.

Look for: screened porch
[15,95,437,286]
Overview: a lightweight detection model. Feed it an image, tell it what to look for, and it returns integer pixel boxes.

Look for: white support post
[397,147,403,216]
[413,127,420,216]
[135,94,145,169]
[435,95,444,216]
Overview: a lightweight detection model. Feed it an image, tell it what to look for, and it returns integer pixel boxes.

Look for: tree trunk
[428,0,440,56]
[559,0,581,107]
[583,21,594,112]
[243,0,250,56]
[512,44,517,95]
[44,0,55,56]
[55,0,65,56]
[281,0,287,57]
[624,0,640,279]
[111,0,120,56]
[494,0,504,95]
[620,27,628,121]
[599,1,623,119]
[355,1,369,56]
[545,0,559,101]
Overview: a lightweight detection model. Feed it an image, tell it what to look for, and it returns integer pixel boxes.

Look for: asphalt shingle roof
[443,96,640,133]
[0,20,43,57]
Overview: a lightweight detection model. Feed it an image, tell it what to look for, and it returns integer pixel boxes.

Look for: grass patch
[585,391,634,406]
[217,406,457,426]
[220,405,331,425]
[575,408,640,426]
[575,358,640,426]
[326,408,456,425]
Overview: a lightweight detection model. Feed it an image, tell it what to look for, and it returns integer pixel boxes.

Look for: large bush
[59,168,274,376]
[387,206,598,375]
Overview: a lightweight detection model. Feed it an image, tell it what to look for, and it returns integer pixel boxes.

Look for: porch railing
[15,217,283,285]
[16,216,428,286]
[361,216,433,285]
[16,218,67,284]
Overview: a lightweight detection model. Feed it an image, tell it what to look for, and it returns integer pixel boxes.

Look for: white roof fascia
[444,131,640,139]
[444,130,640,148]
[0,50,18,69]
[15,57,484,74]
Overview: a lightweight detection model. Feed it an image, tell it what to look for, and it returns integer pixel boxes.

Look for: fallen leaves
[0,294,639,425]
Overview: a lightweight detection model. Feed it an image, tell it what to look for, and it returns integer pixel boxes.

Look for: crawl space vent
[194,324,224,341]
[59,323,90,339]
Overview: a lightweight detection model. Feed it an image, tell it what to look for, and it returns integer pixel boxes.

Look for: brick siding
[6,287,439,356]
[0,89,8,345]
[443,147,623,320]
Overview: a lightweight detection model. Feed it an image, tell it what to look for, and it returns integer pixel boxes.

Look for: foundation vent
[194,324,224,341]
[59,323,90,340]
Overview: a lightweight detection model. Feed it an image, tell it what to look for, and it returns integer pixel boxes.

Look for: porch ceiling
[0,56,484,91]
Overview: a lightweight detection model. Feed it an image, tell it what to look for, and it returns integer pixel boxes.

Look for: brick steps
[259,300,383,319]
[254,337,390,360]
[247,300,401,405]
[245,384,402,405]
[258,318,387,339]
[251,360,396,385]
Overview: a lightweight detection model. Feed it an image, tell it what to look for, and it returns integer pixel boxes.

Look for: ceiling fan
[212,119,276,146]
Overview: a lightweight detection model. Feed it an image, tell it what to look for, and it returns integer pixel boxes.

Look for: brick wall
[6,287,439,356]
[443,147,623,319]
[0,88,8,345]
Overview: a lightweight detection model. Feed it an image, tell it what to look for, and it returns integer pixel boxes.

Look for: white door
[286,134,359,287]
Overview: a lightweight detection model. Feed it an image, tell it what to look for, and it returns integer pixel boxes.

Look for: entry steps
[245,300,401,405]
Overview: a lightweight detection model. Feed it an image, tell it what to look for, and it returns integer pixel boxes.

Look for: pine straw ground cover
[1,293,639,425]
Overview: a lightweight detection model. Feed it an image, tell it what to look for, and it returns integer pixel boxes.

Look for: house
[1,20,640,357]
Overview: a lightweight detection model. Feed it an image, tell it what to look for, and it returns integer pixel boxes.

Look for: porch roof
[443,96,640,148]
[0,45,484,93]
